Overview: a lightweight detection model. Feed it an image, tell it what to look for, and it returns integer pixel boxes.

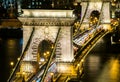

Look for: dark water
[81,34,120,82]
[0,38,22,82]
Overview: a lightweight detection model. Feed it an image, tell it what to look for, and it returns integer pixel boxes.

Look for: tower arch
[89,10,100,26]
[38,39,54,63]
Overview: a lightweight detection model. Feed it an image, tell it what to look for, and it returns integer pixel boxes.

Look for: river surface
[0,38,22,82]
[81,34,120,82]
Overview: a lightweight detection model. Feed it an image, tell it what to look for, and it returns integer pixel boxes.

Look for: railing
[74,29,109,64]
[7,27,35,82]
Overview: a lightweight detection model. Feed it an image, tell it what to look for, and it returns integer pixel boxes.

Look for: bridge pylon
[8,9,75,82]
[77,0,111,32]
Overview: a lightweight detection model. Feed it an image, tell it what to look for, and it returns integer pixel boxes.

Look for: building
[21,0,75,9]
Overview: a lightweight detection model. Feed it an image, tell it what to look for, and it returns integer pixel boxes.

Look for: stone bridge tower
[18,9,75,73]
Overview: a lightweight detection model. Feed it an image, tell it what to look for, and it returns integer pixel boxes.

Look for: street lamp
[9,61,14,74]
[22,72,26,82]
[17,57,20,61]
[50,72,54,82]
[46,51,50,55]
[10,61,14,66]
[51,45,54,49]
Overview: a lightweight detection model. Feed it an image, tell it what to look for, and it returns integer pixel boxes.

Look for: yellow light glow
[117,18,119,21]
[46,51,50,54]
[111,3,115,6]
[10,61,14,66]
[96,57,119,81]
[17,57,20,61]
[103,24,111,30]
[81,59,84,62]
[44,53,46,56]
[110,59,119,80]
[7,39,15,46]
[94,17,97,20]
[73,2,77,6]
[57,63,75,74]
[58,65,67,72]
[51,45,54,49]
[50,72,54,76]
[21,63,34,73]
[22,72,25,75]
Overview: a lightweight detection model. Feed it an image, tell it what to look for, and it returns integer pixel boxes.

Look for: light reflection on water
[109,58,119,80]
[81,34,120,82]
[0,38,22,82]
[96,57,120,82]
[87,55,101,72]
[82,53,120,82]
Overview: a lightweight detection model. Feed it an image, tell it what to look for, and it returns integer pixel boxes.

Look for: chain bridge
[8,0,113,82]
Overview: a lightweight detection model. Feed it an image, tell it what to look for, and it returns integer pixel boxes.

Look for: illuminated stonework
[80,1,110,31]
[20,9,74,18]
[20,61,38,73]
[22,26,59,62]
[19,17,74,26]
[82,2,102,23]
[18,10,75,63]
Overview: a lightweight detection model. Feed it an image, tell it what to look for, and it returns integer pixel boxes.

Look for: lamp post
[22,72,25,82]
[50,72,54,82]
[10,61,14,73]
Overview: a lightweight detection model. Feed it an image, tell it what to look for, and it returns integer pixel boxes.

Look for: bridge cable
[74,2,89,37]
[40,27,61,82]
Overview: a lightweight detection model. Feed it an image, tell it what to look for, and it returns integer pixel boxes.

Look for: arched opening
[89,10,100,26]
[115,10,120,18]
[38,39,53,62]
